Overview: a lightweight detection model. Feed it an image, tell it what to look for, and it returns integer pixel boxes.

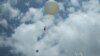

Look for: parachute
[44,1,59,15]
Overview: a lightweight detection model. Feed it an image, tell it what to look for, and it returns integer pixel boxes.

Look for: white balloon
[44,1,59,15]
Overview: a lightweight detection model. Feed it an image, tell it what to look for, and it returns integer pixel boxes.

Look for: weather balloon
[44,0,59,15]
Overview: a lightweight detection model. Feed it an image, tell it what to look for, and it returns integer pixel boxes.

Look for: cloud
[82,0,100,13]
[21,8,43,23]
[2,2,20,19]
[10,21,45,55]
[1,0,100,56]
[0,19,8,28]
[11,11,100,56]
[57,12,100,56]
[71,0,79,6]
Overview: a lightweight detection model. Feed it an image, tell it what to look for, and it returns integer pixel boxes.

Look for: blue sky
[0,0,100,56]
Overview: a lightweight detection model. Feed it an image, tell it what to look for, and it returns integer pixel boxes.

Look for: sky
[0,0,100,56]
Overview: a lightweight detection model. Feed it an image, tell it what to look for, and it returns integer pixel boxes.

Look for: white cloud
[21,8,43,23]
[58,3,64,11]
[0,19,8,28]
[82,0,100,13]
[11,11,100,56]
[2,0,100,56]
[57,12,100,56]
[2,2,20,18]
[71,0,79,7]
[68,7,76,13]
[11,21,45,56]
